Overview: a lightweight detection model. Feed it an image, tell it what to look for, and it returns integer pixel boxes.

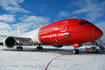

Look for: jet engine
[52,45,63,48]
[3,36,17,48]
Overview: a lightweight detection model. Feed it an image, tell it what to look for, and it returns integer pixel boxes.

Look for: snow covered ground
[0,45,105,70]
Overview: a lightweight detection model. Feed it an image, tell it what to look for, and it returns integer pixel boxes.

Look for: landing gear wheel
[17,47,20,50]
[20,47,23,50]
[36,46,43,50]
[72,49,79,54]
[95,50,98,53]
[17,46,23,50]
[17,41,23,50]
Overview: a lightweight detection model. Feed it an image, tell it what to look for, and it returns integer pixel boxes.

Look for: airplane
[0,18,103,54]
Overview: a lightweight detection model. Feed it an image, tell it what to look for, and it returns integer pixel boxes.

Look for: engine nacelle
[3,36,17,48]
[52,45,63,48]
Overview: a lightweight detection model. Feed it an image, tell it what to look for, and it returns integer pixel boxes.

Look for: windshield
[85,21,92,24]
[79,22,86,25]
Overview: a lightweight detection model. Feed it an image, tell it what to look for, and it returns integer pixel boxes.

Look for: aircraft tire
[95,50,98,53]
[20,47,23,50]
[72,49,79,54]
[17,47,20,50]
[37,46,43,50]
[17,46,23,50]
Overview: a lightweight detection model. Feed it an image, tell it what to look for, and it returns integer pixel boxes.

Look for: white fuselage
[21,28,42,45]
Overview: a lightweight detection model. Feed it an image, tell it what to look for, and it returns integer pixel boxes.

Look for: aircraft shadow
[2,47,105,55]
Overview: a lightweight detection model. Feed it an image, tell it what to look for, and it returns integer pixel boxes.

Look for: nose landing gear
[72,49,79,54]
[72,43,81,54]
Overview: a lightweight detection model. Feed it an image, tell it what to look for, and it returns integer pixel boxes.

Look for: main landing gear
[16,41,23,50]
[17,46,23,50]
[36,45,43,50]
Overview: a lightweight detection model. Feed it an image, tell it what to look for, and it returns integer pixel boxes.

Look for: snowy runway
[0,45,105,70]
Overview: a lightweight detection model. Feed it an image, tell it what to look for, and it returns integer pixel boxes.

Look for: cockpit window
[79,22,86,25]
[85,21,92,24]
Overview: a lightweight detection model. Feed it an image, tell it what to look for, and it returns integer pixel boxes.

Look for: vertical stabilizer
[18,26,20,36]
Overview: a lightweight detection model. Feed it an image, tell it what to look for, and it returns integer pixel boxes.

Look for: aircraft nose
[92,27,103,40]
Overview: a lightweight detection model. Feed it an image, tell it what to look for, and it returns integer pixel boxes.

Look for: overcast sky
[0,0,105,42]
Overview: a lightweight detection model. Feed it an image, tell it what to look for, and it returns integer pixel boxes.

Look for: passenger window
[85,21,92,24]
[79,22,86,25]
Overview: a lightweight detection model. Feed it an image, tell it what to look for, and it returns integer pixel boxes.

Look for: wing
[0,35,7,38]
[14,36,32,45]
[14,36,31,42]
[0,35,31,41]
[0,35,32,45]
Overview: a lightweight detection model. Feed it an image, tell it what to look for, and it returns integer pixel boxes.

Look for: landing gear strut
[72,43,80,54]
[36,45,43,50]
[17,41,23,50]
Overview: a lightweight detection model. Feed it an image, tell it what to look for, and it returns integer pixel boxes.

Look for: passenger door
[60,21,68,32]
